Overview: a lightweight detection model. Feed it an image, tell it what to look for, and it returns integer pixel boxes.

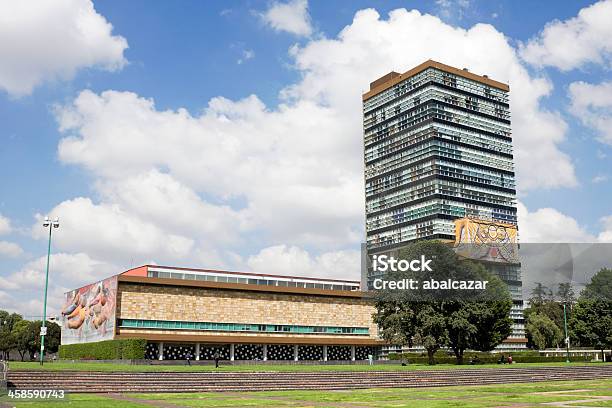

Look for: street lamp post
[563,303,570,363]
[40,216,59,365]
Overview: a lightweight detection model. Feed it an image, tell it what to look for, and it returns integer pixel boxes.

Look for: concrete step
[7,365,612,393]
[9,369,610,379]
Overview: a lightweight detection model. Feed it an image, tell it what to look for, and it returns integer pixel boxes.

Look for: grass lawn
[6,360,610,372]
[1,379,611,407]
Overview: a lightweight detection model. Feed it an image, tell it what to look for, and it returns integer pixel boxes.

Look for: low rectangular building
[60,265,382,361]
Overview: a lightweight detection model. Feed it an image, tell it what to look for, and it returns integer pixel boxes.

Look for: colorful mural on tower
[60,275,118,344]
[453,217,519,263]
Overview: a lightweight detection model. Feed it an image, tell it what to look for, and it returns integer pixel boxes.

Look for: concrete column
[262,344,267,361]
[158,342,164,360]
[323,345,328,362]
[230,344,235,361]
[195,343,200,361]
[293,345,299,361]
[351,345,356,361]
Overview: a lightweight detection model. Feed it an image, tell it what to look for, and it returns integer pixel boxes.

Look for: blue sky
[0,0,611,317]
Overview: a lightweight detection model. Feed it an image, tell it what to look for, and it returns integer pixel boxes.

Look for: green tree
[526,312,563,349]
[414,305,448,365]
[469,292,513,352]
[524,282,564,343]
[581,268,612,300]
[372,241,457,364]
[11,320,32,361]
[25,321,39,360]
[0,325,15,360]
[557,282,576,305]
[529,283,552,309]
[445,304,477,365]
[444,261,512,364]
[24,321,61,360]
[569,268,612,359]
[570,299,611,358]
[0,310,22,359]
[373,300,449,365]
[373,240,512,365]
[373,300,417,347]
[0,310,23,331]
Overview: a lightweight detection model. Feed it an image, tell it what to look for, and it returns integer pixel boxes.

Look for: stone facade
[116,282,379,341]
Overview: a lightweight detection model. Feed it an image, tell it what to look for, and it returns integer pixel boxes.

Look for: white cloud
[0,241,23,258]
[0,288,68,319]
[96,169,250,245]
[237,49,255,65]
[568,80,612,145]
[260,0,313,37]
[517,202,592,242]
[0,252,117,317]
[55,89,363,253]
[0,0,128,97]
[31,197,195,266]
[285,8,576,190]
[16,300,46,319]
[0,289,29,316]
[599,216,612,242]
[517,201,612,243]
[592,174,608,184]
[0,252,113,290]
[12,6,580,299]
[0,214,11,235]
[0,290,10,306]
[247,245,360,280]
[520,0,612,71]
[54,9,580,231]
[435,0,472,21]
[39,7,583,281]
[0,215,22,258]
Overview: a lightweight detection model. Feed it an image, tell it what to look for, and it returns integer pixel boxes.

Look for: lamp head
[43,216,50,227]
[52,217,60,228]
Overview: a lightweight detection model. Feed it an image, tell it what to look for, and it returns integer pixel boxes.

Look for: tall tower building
[362,60,525,348]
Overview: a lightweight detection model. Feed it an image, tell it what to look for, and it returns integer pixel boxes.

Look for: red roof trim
[121,264,360,284]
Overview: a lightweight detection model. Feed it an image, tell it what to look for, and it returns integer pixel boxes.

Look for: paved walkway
[537,389,612,408]
[105,393,186,408]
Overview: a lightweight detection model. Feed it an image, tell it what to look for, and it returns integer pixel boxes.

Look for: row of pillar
[158,342,236,361]
[156,342,357,361]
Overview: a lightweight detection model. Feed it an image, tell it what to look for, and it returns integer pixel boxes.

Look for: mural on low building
[60,275,117,344]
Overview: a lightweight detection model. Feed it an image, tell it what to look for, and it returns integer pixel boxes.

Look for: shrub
[59,339,146,360]
[121,338,147,359]
[388,350,572,364]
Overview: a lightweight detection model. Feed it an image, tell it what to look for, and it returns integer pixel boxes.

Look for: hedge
[59,339,147,360]
[387,350,583,364]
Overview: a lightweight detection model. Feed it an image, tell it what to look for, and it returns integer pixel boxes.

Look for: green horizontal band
[119,318,369,335]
